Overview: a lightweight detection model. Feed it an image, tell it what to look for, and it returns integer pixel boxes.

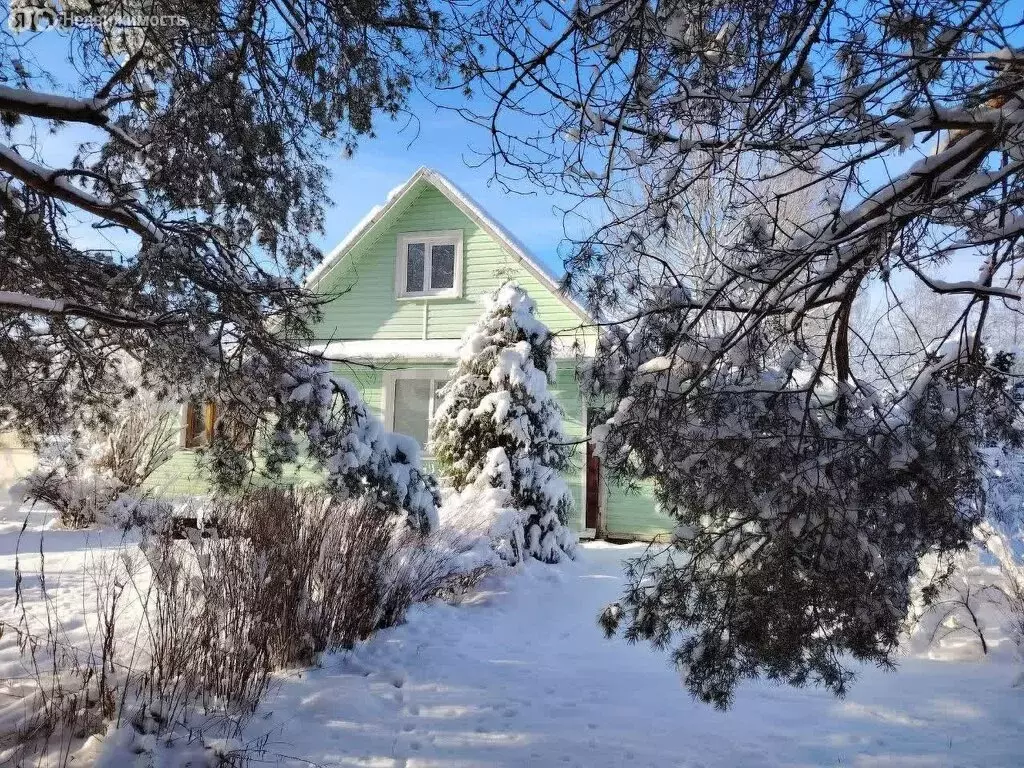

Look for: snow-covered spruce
[438,447,527,567]
[430,284,576,563]
[210,358,439,532]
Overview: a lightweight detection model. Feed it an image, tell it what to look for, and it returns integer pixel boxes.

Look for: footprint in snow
[338,656,374,677]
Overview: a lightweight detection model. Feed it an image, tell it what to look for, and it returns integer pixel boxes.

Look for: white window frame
[382,368,450,455]
[395,230,463,299]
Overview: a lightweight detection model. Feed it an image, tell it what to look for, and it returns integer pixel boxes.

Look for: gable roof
[306,167,591,322]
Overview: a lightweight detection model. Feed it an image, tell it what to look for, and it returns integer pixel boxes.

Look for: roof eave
[305,167,593,324]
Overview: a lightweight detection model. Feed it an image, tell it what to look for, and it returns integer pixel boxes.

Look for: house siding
[145,172,667,540]
[0,431,36,497]
[145,450,211,498]
[146,360,589,530]
[337,365,386,416]
[603,482,672,541]
[547,366,586,531]
[310,186,586,346]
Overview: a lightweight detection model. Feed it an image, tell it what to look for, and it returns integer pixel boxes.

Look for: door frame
[582,403,603,538]
[381,366,451,455]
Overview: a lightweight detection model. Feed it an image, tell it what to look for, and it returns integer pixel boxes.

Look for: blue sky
[11,23,994,290]
[12,28,583,280]
[315,90,580,280]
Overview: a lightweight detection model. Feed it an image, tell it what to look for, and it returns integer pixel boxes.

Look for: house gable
[144,169,670,541]
[307,169,592,349]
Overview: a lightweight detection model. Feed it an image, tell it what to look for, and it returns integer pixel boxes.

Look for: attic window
[396,230,463,298]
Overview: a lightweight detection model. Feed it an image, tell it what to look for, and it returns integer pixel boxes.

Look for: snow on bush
[592,298,1023,707]
[435,448,527,568]
[907,443,1024,664]
[16,437,173,531]
[212,357,440,532]
[908,530,1015,660]
[980,524,1024,665]
[16,359,179,528]
[15,440,124,528]
[430,284,576,563]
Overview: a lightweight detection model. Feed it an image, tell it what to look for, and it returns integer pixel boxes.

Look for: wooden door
[585,442,601,530]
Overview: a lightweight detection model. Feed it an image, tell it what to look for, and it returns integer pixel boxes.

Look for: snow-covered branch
[0,290,180,329]
[0,145,163,241]
[0,85,112,127]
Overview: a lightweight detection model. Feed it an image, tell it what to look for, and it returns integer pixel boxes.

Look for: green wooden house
[146,167,669,540]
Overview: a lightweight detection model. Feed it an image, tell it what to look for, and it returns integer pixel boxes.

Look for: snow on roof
[305,167,591,322]
[304,172,422,287]
[310,336,593,361]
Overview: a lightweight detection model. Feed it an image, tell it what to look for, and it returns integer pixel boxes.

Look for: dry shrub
[2,487,490,765]
[1,528,142,766]
[906,523,1024,661]
[19,376,178,530]
[133,485,491,717]
[18,470,173,532]
[19,469,123,529]
[179,488,489,660]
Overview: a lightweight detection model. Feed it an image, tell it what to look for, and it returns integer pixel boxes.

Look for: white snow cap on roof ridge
[309,336,594,361]
[304,168,424,286]
[305,167,591,322]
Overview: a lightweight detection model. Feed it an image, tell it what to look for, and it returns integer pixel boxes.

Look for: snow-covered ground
[1,504,1021,767]
[243,543,1022,768]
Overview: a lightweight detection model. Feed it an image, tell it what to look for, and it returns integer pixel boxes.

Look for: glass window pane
[431,380,446,416]
[405,242,425,293]
[393,378,432,446]
[427,378,447,433]
[430,243,455,289]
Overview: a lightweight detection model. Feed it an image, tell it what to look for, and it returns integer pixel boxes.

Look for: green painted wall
[144,361,587,530]
[146,176,667,539]
[336,364,385,415]
[309,184,588,346]
[143,448,325,499]
[144,449,210,498]
[603,480,672,541]
[549,365,586,531]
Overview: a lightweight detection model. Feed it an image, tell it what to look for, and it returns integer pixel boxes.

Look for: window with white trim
[396,231,463,298]
[386,370,449,451]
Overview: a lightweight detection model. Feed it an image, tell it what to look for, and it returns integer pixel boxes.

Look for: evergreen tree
[431,285,577,563]
[0,0,470,495]
[471,0,1024,704]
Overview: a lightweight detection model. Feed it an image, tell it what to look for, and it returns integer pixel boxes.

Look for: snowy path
[247,543,1023,768]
